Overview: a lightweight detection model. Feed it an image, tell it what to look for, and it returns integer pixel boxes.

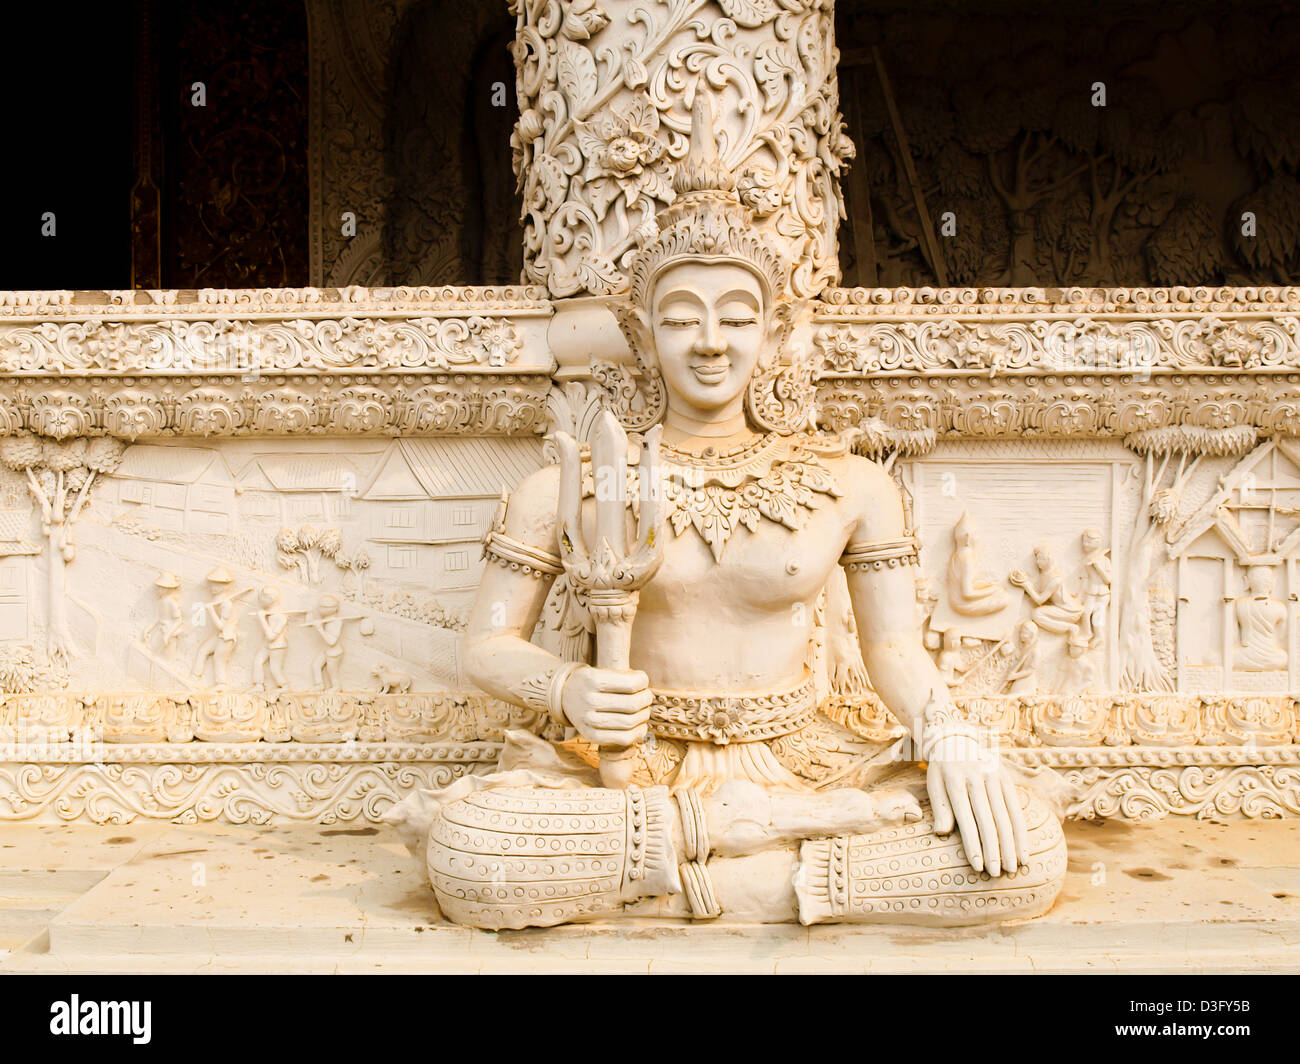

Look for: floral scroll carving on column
[512,0,852,298]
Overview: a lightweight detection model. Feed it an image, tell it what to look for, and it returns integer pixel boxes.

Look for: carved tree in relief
[0,435,125,665]
[1119,425,1256,692]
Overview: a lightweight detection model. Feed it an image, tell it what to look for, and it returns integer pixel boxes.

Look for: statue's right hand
[559,666,653,748]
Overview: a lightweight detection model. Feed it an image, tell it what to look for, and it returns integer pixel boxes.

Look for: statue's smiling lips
[691,361,729,383]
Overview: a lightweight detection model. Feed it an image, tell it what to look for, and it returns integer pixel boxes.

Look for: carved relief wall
[0,283,1294,823]
[8,0,1300,829]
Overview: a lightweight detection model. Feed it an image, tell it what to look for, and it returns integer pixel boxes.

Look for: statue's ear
[760,298,794,369]
[612,301,654,368]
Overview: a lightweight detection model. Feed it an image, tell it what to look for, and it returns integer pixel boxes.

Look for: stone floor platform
[0,817,1298,973]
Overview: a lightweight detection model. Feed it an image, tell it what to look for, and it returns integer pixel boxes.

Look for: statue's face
[648,260,771,417]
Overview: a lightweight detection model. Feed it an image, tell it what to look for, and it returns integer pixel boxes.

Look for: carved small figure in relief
[1010,546,1085,635]
[1075,528,1111,650]
[952,620,1038,697]
[946,511,1010,617]
[1003,621,1042,694]
[142,570,184,657]
[390,95,1066,931]
[252,585,290,695]
[930,511,1013,652]
[1234,565,1288,672]
[1059,629,1099,693]
[191,568,249,689]
[304,594,346,690]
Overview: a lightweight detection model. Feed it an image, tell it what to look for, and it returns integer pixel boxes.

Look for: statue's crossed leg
[423,774,1067,930]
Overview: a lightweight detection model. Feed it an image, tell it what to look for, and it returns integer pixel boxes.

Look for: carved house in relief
[359,438,544,595]
[235,453,363,524]
[0,509,40,643]
[1169,440,1300,691]
[110,445,238,534]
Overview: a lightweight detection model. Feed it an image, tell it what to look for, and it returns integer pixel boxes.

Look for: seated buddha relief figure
[388,97,1066,930]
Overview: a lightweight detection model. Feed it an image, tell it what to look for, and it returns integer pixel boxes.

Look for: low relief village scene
[0,430,563,749]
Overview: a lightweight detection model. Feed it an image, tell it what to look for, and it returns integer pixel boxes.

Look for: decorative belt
[650,676,816,745]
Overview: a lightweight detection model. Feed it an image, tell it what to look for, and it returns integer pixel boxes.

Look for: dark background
[3,0,1298,291]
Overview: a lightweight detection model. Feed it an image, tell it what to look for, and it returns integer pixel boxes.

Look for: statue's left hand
[926,736,1029,877]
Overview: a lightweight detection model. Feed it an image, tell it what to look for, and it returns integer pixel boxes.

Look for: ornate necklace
[658,433,842,562]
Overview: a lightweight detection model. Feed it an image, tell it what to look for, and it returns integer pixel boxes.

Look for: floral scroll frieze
[0,691,564,746]
[0,289,555,438]
[801,289,1300,442]
[957,694,1300,750]
[0,315,541,376]
[812,316,1300,377]
[813,289,1300,378]
[817,375,1300,443]
[0,376,550,439]
[4,689,1293,750]
[0,755,488,825]
[1040,764,1300,822]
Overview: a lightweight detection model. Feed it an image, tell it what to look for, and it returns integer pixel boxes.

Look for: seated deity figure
[947,511,1010,617]
[388,97,1066,930]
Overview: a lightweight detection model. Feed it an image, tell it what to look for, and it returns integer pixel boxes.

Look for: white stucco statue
[388,97,1066,929]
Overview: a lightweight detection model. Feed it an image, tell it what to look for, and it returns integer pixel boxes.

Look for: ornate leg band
[674,788,721,920]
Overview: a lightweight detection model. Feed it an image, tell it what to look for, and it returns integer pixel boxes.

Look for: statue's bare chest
[639,489,855,614]
[576,433,861,614]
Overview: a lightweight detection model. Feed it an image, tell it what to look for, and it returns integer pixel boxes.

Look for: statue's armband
[480,491,565,579]
[840,534,919,574]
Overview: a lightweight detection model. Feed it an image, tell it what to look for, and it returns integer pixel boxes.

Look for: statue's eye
[660,317,699,328]
[720,317,757,327]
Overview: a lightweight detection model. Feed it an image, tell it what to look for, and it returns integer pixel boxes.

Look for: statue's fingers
[966,777,1001,877]
[945,767,982,872]
[927,761,954,834]
[594,669,650,694]
[1001,776,1030,869]
[592,690,652,715]
[985,777,1019,875]
[586,706,651,730]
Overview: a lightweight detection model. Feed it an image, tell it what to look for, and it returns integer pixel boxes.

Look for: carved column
[510,0,852,302]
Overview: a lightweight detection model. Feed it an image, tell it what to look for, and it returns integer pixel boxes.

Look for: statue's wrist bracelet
[548,661,582,727]
[921,722,982,761]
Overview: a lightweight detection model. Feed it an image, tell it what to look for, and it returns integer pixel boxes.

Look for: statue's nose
[692,317,727,356]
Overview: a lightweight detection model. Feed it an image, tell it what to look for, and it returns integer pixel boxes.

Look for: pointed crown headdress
[626,93,789,312]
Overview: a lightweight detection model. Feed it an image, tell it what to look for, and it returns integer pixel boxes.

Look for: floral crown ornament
[595,91,814,435]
